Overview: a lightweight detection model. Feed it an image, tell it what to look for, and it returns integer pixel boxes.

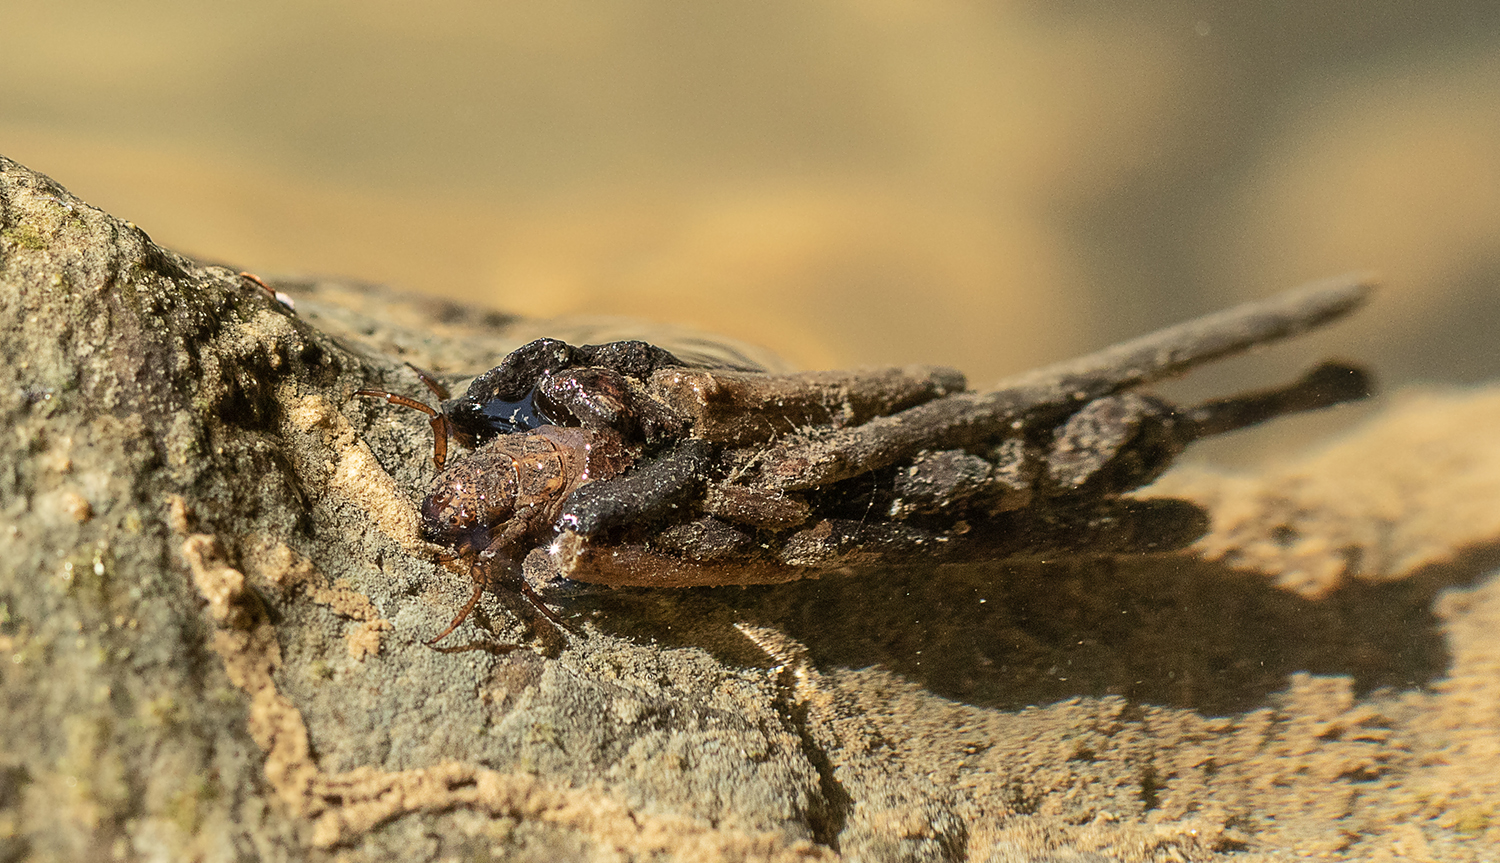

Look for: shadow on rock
[573,540,1500,716]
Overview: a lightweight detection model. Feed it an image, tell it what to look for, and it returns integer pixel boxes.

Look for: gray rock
[5,154,1497,862]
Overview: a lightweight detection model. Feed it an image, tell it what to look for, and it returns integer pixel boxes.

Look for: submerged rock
[2,154,1498,862]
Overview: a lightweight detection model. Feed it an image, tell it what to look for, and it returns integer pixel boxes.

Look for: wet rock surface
[2,154,1499,861]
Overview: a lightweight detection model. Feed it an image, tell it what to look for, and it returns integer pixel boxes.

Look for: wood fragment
[753,275,1374,491]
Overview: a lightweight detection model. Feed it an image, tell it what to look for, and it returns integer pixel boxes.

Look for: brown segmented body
[422,425,636,554]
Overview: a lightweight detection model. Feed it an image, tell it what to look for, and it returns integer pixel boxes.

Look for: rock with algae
[3,153,1500,862]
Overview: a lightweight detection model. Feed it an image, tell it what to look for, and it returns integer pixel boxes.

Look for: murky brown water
[5,6,1500,858]
[5,2,1499,420]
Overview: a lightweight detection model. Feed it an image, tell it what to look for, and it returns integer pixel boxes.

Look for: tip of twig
[1288,271,1378,317]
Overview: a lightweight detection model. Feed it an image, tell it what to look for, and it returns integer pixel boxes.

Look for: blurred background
[4,1,1499,457]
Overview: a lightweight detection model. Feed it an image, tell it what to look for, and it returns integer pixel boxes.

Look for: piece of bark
[4,154,1500,862]
[749,279,1371,491]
